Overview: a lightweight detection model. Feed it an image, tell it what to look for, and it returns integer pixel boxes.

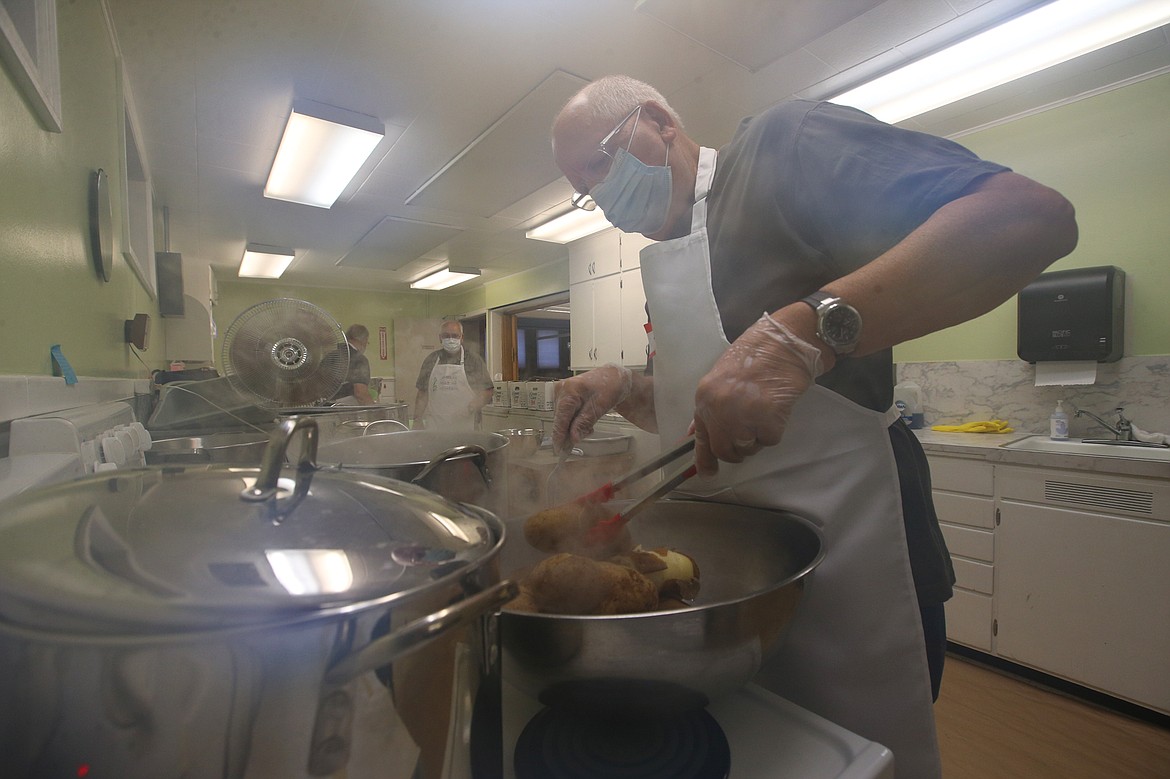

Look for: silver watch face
[821,303,861,349]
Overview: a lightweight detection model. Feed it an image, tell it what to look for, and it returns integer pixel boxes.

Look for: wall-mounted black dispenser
[1017,265,1125,363]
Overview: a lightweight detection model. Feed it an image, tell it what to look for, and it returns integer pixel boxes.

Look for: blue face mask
[589,145,672,235]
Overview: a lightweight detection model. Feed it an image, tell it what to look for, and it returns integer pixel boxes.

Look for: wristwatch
[801,291,862,356]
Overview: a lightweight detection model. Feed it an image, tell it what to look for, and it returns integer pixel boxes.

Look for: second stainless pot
[317,430,509,515]
[276,403,409,446]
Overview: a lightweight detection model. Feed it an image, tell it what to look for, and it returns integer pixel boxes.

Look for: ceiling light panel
[525,207,613,244]
[405,70,587,218]
[410,266,481,290]
[264,99,384,208]
[239,243,295,278]
[829,0,1170,123]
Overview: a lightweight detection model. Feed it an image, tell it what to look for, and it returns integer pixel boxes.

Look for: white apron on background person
[424,348,477,431]
[638,146,942,778]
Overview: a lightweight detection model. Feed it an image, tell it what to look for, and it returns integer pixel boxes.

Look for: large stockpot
[0,417,514,779]
[145,430,272,465]
[317,430,509,516]
[499,499,824,714]
[277,403,410,446]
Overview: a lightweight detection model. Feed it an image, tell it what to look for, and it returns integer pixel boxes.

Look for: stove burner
[514,706,730,779]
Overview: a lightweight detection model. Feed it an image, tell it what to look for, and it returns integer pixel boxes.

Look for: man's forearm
[772,172,1077,363]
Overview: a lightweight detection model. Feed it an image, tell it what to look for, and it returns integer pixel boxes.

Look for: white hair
[564,74,683,129]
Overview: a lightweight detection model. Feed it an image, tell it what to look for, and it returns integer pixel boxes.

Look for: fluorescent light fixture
[239,243,295,279]
[264,98,384,208]
[828,0,1170,123]
[525,206,613,243]
[410,265,481,291]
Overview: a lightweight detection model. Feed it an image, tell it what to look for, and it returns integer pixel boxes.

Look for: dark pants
[920,602,947,701]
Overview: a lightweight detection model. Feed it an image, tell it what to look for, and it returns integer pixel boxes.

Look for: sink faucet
[1074,406,1134,441]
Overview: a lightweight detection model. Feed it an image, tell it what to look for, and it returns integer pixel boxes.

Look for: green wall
[894,73,1170,362]
[0,1,161,378]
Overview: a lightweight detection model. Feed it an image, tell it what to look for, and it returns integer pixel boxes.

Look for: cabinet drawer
[928,456,993,495]
[951,557,993,595]
[945,589,993,651]
[940,522,994,562]
[932,491,994,529]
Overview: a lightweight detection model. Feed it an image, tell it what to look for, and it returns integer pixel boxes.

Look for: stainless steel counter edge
[914,430,1170,480]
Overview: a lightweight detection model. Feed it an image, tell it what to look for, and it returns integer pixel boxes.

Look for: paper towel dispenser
[1017,265,1124,363]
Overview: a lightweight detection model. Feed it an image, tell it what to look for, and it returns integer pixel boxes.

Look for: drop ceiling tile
[405,70,588,219]
[636,0,885,72]
[337,217,464,271]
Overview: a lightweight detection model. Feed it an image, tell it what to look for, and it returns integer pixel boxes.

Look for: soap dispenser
[1050,400,1069,440]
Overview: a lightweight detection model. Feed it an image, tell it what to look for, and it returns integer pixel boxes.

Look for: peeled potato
[626,546,701,601]
[527,553,658,615]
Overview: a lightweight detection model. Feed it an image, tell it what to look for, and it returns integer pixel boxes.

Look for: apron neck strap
[691,146,718,233]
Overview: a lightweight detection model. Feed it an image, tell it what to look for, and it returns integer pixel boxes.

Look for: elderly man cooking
[549,75,1077,778]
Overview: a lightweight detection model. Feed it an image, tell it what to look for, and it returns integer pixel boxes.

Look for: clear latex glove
[551,364,633,453]
[692,313,825,476]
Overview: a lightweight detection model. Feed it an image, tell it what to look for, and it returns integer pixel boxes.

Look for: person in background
[413,320,494,430]
[549,75,1077,778]
[330,324,374,405]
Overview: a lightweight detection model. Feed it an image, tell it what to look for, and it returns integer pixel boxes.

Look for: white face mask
[441,337,461,353]
[589,145,672,235]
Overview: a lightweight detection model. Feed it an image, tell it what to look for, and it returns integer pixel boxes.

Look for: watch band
[800,291,833,312]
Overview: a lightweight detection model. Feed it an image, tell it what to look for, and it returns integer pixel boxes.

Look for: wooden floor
[935,655,1170,778]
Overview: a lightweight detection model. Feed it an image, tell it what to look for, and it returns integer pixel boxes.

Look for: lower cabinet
[995,466,1170,715]
[928,453,1170,715]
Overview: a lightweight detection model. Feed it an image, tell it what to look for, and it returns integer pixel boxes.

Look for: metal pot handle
[323,579,518,686]
[240,415,318,508]
[412,444,491,487]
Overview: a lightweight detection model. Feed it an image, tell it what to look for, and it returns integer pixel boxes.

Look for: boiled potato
[625,546,701,601]
[523,501,633,558]
[526,553,658,615]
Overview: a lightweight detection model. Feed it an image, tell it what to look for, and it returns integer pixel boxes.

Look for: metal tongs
[580,436,697,545]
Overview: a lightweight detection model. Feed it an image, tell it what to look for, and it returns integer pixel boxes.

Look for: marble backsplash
[896,356,1170,438]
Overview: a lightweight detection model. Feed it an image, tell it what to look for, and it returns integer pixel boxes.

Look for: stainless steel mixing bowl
[499,498,824,713]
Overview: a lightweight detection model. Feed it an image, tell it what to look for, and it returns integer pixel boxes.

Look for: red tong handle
[572,437,695,507]
[584,463,698,546]
[575,482,616,505]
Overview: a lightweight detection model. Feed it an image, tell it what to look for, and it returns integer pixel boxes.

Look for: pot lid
[0,419,501,638]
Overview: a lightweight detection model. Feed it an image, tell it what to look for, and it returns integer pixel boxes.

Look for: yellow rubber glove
[930,420,1014,433]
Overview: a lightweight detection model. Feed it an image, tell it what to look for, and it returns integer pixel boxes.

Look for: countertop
[914,429,1169,480]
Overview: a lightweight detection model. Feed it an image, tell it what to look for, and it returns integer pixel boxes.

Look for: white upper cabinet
[568,229,652,370]
[569,229,622,284]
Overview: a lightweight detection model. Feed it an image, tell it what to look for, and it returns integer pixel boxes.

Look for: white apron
[639,146,942,778]
[424,348,476,431]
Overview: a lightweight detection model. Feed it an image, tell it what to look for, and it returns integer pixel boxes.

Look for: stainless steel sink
[1001,436,1170,462]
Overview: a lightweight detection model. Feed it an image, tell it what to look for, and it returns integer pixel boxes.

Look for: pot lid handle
[241,415,319,510]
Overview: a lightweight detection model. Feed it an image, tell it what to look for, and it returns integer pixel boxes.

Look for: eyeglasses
[569,104,643,210]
